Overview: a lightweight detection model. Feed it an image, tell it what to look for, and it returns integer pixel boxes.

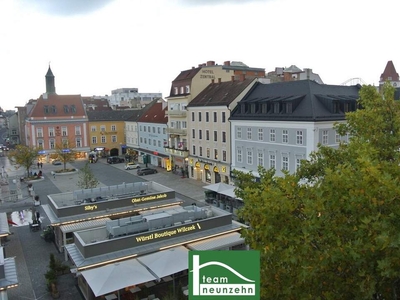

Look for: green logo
[189,250,260,299]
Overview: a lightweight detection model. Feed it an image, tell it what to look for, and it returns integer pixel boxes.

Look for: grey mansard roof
[230,80,361,122]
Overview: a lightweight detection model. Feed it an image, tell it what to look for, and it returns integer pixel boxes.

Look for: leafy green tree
[77,162,99,189]
[7,145,38,177]
[235,82,400,299]
[54,140,76,170]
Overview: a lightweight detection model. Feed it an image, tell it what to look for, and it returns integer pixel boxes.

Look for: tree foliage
[235,82,400,299]
[77,162,99,189]
[7,145,39,176]
[54,140,76,170]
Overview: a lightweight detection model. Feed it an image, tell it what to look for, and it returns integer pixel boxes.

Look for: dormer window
[283,102,292,114]
[174,87,178,95]
[273,102,280,113]
[64,105,69,113]
[261,103,267,114]
[333,101,340,113]
[71,105,76,113]
[185,85,190,93]
[241,104,246,114]
[51,105,57,113]
[250,104,256,114]
[44,105,49,114]
[180,87,184,94]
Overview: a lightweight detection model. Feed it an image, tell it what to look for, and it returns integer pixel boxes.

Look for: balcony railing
[166,128,187,135]
[164,146,189,158]
[165,110,187,117]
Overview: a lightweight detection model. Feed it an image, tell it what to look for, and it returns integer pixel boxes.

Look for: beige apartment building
[164,60,265,173]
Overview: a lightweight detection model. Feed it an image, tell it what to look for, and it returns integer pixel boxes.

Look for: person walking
[40,162,43,169]
[37,162,40,169]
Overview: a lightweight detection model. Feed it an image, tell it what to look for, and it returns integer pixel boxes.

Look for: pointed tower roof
[45,65,56,94]
[380,60,399,81]
[46,66,54,77]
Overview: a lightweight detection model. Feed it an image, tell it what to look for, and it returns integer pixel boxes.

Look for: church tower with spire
[379,61,400,90]
[45,65,56,94]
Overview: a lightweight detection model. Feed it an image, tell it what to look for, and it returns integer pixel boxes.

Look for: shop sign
[131,193,168,204]
[204,164,210,170]
[195,162,201,168]
[221,166,226,173]
[213,166,219,173]
[94,147,105,151]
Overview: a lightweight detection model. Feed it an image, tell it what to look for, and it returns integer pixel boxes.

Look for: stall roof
[187,232,245,250]
[60,217,111,233]
[0,213,10,237]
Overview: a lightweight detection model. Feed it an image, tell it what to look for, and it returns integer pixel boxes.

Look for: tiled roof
[188,78,256,107]
[29,94,86,118]
[138,102,167,124]
[82,97,112,111]
[86,110,140,121]
[172,67,201,82]
[230,80,361,122]
[380,61,399,81]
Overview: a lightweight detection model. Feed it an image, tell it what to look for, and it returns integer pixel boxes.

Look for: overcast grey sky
[1,0,398,111]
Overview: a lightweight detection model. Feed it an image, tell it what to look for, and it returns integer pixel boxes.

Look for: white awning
[81,259,157,297]
[187,232,244,251]
[60,218,111,233]
[203,182,233,193]
[137,246,188,279]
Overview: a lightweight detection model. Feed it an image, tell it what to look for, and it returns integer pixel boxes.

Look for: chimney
[207,61,215,66]
[231,76,235,82]
[218,78,221,84]
[224,61,231,66]
[198,64,202,67]
[240,74,246,81]
[211,79,215,84]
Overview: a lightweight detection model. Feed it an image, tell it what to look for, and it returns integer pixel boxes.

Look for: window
[214,149,218,159]
[247,149,253,165]
[163,128,166,134]
[112,135,117,143]
[44,106,49,114]
[247,128,252,140]
[192,129,196,139]
[37,139,43,148]
[158,127,161,134]
[270,129,276,142]
[75,126,81,135]
[214,131,217,142]
[282,156,289,171]
[100,126,105,132]
[37,128,43,138]
[140,137,143,143]
[148,126,150,132]
[71,105,76,113]
[185,85,190,93]
[282,129,288,143]
[76,138,81,148]
[61,127,67,136]
[91,126,96,132]
[101,136,106,143]
[63,105,69,113]
[335,130,341,143]
[180,87,184,94]
[62,139,69,148]
[206,112,209,122]
[51,105,56,113]
[213,112,217,122]
[269,154,276,169]
[11,129,17,135]
[237,128,242,139]
[92,136,97,144]
[144,138,147,144]
[206,148,210,158]
[153,140,156,146]
[222,131,226,143]
[192,145,196,155]
[182,121,187,129]
[144,126,147,132]
[49,127,55,137]
[174,87,178,95]
[199,130,202,139]
[237,149,242,163]
[222,150,227,162]
[199,147,203,156]
[192,112,195,122]
[222,112,226,123]
[322,130,328,145]
[296,130,303,145]
[111,125,116,131]
[152,127,156,133]
[158,141,161,147]
[256,151,264,166]
[198,112,202,122]
[206,130,209,140]
[296,157,302,171]
[258,128,263,141]
[49,139,55,149]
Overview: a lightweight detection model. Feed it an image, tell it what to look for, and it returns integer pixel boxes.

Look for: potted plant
[45,254,60,299]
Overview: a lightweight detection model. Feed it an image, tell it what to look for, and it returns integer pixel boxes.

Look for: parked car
[125,162,140,170]
[107,156,125,164]
[52,160,62,165]
[137,168,158,176]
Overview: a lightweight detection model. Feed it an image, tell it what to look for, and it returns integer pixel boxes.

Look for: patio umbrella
[202,182,232,193]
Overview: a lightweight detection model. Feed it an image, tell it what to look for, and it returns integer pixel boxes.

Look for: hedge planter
[53,169,78,176]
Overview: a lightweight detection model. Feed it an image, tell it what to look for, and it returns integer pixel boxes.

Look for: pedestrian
[37,162,40,169]
[51,171,55,179]
[40,162,43,169]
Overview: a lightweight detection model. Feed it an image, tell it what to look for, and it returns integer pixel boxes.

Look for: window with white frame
[92,136,97,144]
[199,130,202,139]
[61,126,67,136]
[174,87,178,95]
[222,112,226,123]
[270,129,276,142]
[101,136,106,143]
[163,128,166,134]
[206,112,209,122]
[140,137,143,143]
[214,149,218,159]
[335,130,341,143]
[76,138,82,148]
[237,127,242,139]
[91,126,96,132]
[222,150,226,162]
[49,139,55,149]
[283,129,288,143]
[247,128,252,140]
[296,130,303,145]
[49,127,55,137]
[111,125,116,131]
[185,85,190,93]
[75,126,81,135]
[192,129,195,139]
[148,139,151,145]
[192,145,196,155]
[269,153,276,169]
[247,148,253,165]
[62,139,69,148]
[37,128,43,137]
[158,140,161,147]
[199,146,202,156]
[38,139,43,148]
[206,148,210,158]
[152,127,155,133]
[213,112,217,122]
[214,131,217,142]
[295,157,302,171]
[282,155,289,171]
[322,130,329,145]
[112,135,117,143]
[222,131,226,143]
[170,122,174,129]
[182,121,187,129]
[144,138,147,144]
[192,112,195,122]
[148,126,150,132]
[237,148,242,163]
[206,130,209,141]
[100,126,105,132]
[158,127,161,134]
[153,140,156,146]
[198,112,202,122]
[258,128,263,141]
[258,151,264,166]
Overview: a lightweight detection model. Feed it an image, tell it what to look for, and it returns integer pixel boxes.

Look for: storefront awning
[137,246,188,279]
[186,232,244,251]
[81,259,157,297]
[203,183,242,200]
